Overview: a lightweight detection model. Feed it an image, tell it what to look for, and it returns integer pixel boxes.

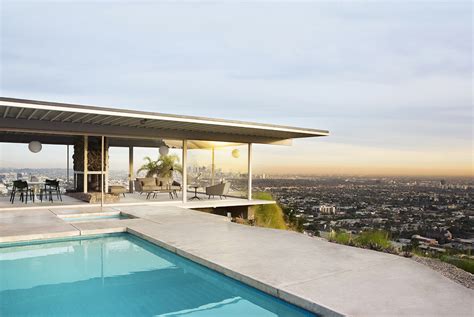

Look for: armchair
[205,182,231,199]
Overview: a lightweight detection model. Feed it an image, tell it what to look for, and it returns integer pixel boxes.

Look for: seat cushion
[142,185,161,191]
[157,178,169,186]
[109,186,126,194]
[140,178,156,187]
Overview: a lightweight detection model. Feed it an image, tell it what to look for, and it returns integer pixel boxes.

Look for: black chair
[40,179,62,202]
[10,180,34,204]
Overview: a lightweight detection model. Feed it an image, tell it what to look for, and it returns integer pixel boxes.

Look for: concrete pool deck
[1,205,473,316]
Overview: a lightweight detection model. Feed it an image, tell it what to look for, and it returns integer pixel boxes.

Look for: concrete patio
[0,204,472,317]
[0,191,272,210]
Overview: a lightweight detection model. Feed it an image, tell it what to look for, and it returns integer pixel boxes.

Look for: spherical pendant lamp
[231,149,240,158]
[159,145,169,156]
[28,141,42,153]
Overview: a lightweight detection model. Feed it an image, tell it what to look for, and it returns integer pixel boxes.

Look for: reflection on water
[0,234,315,316]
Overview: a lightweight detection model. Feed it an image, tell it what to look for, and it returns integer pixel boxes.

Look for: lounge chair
[205,182,230,199]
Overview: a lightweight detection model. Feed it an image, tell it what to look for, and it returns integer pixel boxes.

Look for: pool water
[0,234,315,316]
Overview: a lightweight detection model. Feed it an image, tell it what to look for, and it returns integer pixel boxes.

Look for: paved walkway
[1,205,473,316]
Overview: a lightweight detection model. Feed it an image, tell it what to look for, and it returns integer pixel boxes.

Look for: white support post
[248,143,252,200]
[129,146,134,193]
[104,138,109,193]
[101,136,104,207]
[66,145,70,186]
[83,136,88,193]
[211,147,215,185]
[182,140,187,203]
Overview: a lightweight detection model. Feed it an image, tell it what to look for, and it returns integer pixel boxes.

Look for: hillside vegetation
[251,195,474,276]
[440,255,474,274]
[329,229,395,253]
[252,192,287,230]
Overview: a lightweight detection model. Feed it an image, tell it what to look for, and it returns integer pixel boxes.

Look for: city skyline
[1,1,472,177]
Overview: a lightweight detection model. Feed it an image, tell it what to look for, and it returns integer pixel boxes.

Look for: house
[411,234,439,246]
[0,97,328,216]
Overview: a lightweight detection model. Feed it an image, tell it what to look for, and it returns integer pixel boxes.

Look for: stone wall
[73,136,109,192]
[66,192,120,203]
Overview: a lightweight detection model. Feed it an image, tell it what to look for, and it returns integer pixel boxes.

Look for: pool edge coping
[126,227,345,317]
[0,220,344,316]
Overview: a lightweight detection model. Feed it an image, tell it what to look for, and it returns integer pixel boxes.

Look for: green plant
[401,244,413,257]
[440,255,474,274]
[329,230,353,245]
[252,192,287,230]
[137,156,160,177]
[137,154,183,179]
[282,205,304,232]
[355,230,392,251]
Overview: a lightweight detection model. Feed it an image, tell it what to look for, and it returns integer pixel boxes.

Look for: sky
[0,0,472,177]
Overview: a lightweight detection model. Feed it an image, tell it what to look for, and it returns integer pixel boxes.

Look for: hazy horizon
[1,1,472,177]
[1,160,472,179]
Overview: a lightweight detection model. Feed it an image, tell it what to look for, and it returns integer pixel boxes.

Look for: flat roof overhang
[0,97,329,145]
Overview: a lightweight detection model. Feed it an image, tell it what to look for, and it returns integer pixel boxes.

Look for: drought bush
[282,206,304,232]
[328,229,395,253]
[328,230,353,245]
[355,230,392,251]
[252,192,287,230]
[440,255,474,274]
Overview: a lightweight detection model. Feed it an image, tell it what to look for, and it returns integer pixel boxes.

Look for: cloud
[0,1,471,175]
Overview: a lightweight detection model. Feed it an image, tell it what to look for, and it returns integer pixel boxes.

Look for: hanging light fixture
[28,141,42,153]
[159,145,169,156]
[231,149,240,158]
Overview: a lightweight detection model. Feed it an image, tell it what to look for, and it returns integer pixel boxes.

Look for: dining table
[27,181,45,201]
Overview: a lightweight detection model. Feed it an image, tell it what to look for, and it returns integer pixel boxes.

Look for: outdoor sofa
[134,177,181,199]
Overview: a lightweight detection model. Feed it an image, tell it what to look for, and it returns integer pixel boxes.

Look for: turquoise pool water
[0,234,316,316]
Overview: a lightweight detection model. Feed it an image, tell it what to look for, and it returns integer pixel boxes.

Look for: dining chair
[41,179,62,202]
[10,180,34,204]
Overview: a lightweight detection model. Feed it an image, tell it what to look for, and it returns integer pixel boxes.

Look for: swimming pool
[0,234,316,316]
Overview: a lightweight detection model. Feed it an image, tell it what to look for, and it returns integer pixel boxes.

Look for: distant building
[319,205,336,214]
[418,245,446,254]
[411,235,438,246]
[16,172,28,180]
[0,183,7,195]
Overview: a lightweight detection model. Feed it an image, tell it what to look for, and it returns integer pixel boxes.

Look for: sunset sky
[1,1,472,177]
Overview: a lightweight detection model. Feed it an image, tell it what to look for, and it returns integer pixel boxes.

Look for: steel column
[182,140,187,203]
[248,143,252,200]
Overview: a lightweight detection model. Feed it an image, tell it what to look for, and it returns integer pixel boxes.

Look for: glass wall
[107,147,129,190]
[186,141,249,199]
[106,141,184,203]
[0,142,73,191]
[0,138,75,207]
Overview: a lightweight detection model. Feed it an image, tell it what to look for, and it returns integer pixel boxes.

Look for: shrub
[355,230,392,251]
[329,230,352,245]
[252,192,287,230]
[440,255,474,274]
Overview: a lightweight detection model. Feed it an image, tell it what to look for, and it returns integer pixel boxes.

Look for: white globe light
[159,145,169,156]
[28,141,42,153]
[231,149,240,158]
